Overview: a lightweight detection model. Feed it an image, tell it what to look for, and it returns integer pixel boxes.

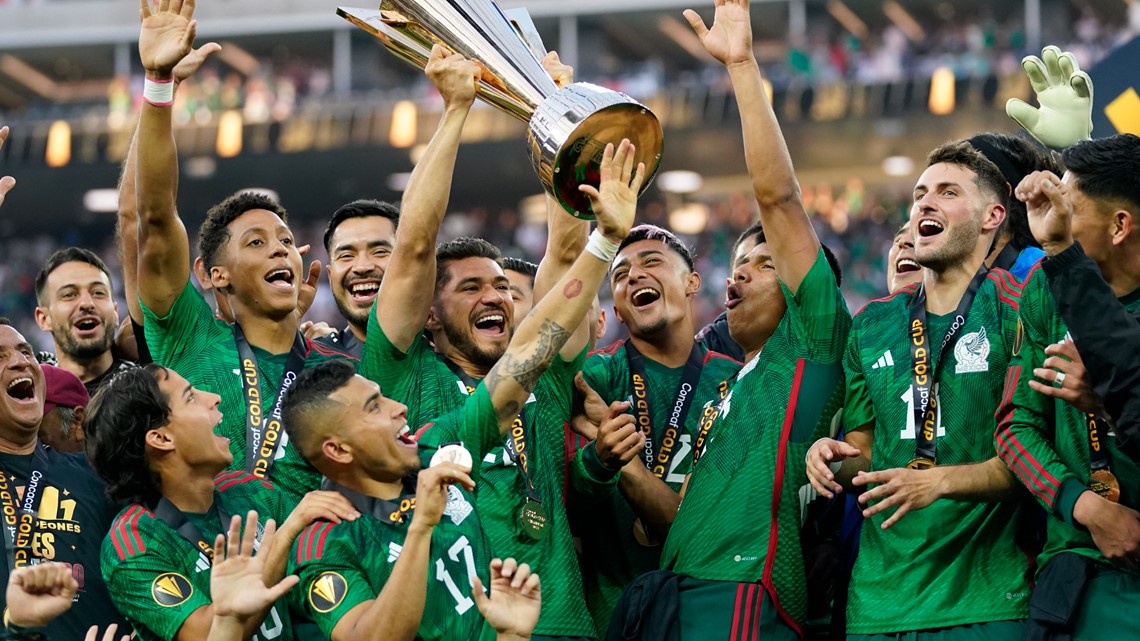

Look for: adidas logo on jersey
[195,552,210,573]
[388,542,402,563]
[871,351,894,369]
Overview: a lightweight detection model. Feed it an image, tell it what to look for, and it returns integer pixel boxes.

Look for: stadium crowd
[0,0,1138,640]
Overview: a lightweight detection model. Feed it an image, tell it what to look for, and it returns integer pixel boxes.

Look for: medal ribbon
[1085,414,1113,472]
[0,445,51,572]
[691,379,732,467]
[625,341,705,478]
[321,477,417,525]
[907,268,987,464]
[152,494,233,564]
[505,406,542,504]
[233,325,308,478]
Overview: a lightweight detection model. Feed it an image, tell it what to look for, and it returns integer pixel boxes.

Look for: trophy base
[527,83,663,220]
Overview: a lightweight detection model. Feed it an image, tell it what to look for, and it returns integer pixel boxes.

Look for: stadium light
[83,189,119,213]
[657,170,703,194]
[881,155,915,177]
[387,172,412,192]
[216,110,244,158]
[390,101,418,148]
[45,121,71,168]
[669,202,709,235]
[929,67,955,115]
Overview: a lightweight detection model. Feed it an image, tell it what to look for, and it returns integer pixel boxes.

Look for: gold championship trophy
[338,2,663,219]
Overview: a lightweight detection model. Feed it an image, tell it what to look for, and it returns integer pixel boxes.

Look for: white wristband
[143,76,175,107]
[585,229,620,262]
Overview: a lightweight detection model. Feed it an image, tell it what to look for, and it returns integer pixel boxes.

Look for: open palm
[684,0,753,65]
[139,0,199,74]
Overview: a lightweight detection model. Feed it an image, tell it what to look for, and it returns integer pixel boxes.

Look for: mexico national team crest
[309,572,348,613]
[954,326,990,374]
[152,572,193,607]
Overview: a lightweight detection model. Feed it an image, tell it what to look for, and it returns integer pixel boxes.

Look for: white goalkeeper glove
[1006,45,1094,150]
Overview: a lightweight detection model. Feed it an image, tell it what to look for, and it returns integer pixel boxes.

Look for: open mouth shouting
[264,267,296,291]
[631,287,662,310]
[6,376,36,405]
[72,315,103,339]
[347,279,381,303]
[916,218,945,240]
[724,283,743,310]
[895,254,921,275]
[472,308,507,338]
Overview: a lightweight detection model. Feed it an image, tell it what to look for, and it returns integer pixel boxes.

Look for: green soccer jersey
[574,337,742,631]
[843,269,1032,634]
[995,265,1140,571]
[101,472,294,641]
[359,310,470,432]
[142,282,354,505]
[476,348,601,638]
[662,250,850,633]
[290,385,502,641]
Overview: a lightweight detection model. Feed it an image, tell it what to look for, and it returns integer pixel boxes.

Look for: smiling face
[725,236,786,353]
[910,163,998,274]
[328,375,419,482]
[210,209,303,321]
[35,261,120,363]
[327,216,397,331]
[429,257,514,369]
[610,240,700,340]
[0,325,46,436]
[886,224,922,293]
[153,368,232,470]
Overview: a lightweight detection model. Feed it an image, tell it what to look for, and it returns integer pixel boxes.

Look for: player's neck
[0,431,37,455]
[161,472,217,513]
[348,321,368,343]
[233,311,301,355]
[984,232,1011,268]
[342,472,403,502]
[630,321,696,368]
[56,349,113,384]
[923,254,986,316]
[1101,249,1140,298]
[436,344,490,381]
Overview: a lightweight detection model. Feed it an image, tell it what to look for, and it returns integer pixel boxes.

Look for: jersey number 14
[898,385,945,440]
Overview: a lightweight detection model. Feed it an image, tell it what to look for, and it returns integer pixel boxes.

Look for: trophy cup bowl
[338,3,663,219]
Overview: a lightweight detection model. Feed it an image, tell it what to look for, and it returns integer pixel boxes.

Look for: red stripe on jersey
[217,471,275,493]
[751,585,764,641]
[988,272,1021,310]
[298,522,326,564]
[996,430,1058,504]
[702,349,744,368]
[122,505,147,557]
[214,471,245,484]
[729,583,744,641]
[111,509,132,560]
[314,521,332,560]
[740,584,756,641]
[995,366,1020,425]
[587,340,623,357]
[761,358,806,639]
[309,339,359,361]
[856,283,920,316]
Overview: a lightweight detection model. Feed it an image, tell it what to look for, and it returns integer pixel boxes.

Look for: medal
[1089,469,1121,503]
[632,517,661,548]
[517,499,548,541]
[906,457,935,470]
[430,443,473,470]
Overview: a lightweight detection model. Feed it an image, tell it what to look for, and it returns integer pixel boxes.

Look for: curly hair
[83,365,170,506]
[198,191,290,270]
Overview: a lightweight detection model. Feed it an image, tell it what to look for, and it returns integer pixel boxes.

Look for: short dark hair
[0,317,9,326]
[616,225,695,271]
[731,221,842,286]
[501,257,538,286]
[435,237,502,290]
[84,365,170,506]
[926,140,1011,213]
[1062,134,1140,217]
[967,133,1061,251]
[35,247,113,304]
[281,360,358,464]
[323,199,401,253]
[198,191,290,270]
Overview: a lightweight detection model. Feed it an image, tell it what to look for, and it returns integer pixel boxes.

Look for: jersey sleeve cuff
[1040,242,1086,277]
[580,441,621,482]
[1055,478,1089,531]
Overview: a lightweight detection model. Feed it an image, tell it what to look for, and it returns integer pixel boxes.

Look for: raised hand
[569,372,608,440]
[139,0,201,78]
[173,41,222,85]
[6,563,78,628]
[540,51,574,89]
[210,513,300,620]
[425,44,480,110]
[472,558,541,641]
[579,139,644,242]
[0,126,15,209]
[1015,170,1074,255]
[1006,45,1093,150]
[683,0,754,67]
[84,623,132,641]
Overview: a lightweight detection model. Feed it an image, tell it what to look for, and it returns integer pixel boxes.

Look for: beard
[628,314,669,339]
[439,317,507,370]
[55,324,114,362]
[332,290,372,331]
[915,216,983,273]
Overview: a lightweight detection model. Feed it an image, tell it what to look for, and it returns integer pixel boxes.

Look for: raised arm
[0,126,14,209]
[484,141,644,431]
[376,45,479,352]
[686,0,819,291]
[134,0,212,317]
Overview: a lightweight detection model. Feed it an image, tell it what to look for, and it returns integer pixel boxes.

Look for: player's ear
[685,270,701,296]
[425,307,442,332]
[982,203,1006,233]
[145,428,175,452]
[33,306,51,333]
[1110,208,1132,246]
[210,265,231,291]
[322,438,352,465]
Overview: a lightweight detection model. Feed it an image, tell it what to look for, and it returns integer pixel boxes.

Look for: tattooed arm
[484,140,644,431]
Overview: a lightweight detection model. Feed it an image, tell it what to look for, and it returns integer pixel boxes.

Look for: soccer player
[281,135,642,641]
[502,258,538,323]
[33,248,135,395]
[0,319,126,641]
[131,0,352,505]
[317,200,401,358]
[86,363,357,641]
[573,219,741,630]
[995,134,1140,637]
[886,222,921,294]
[653,2,850,637]
[807,140,1032,639]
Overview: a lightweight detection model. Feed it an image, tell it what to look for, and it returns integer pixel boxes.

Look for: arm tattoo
[486,319,572,419]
